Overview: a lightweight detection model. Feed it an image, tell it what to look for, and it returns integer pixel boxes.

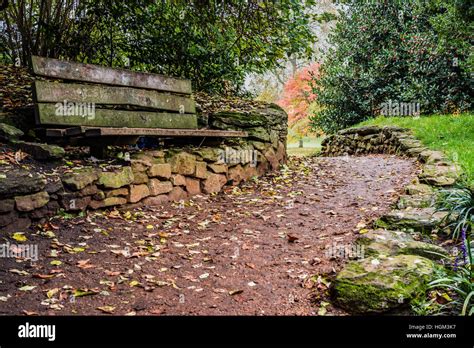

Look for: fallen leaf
[97,306,115,314]
[9,269,30,276]
[73,288,98,297]
[12,232,27,242]
[229,289,244,296]
[19,285,36,292]
[33,274,55,279]
[77,259,95,269]
[287,234,299,243]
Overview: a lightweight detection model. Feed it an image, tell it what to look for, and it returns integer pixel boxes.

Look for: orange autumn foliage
[277,62,320,126]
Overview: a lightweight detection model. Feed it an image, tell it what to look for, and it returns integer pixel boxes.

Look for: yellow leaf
[50,260,62,266]
[97,306,115,314]
[47,288,60,299]
[12,232,27,242]
[129,280,140,287]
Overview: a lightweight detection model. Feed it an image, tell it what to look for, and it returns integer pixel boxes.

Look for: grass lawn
[287,136,323,157]
[358,113,474,186]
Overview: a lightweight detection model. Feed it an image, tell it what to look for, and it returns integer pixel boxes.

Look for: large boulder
[333,255,436,313]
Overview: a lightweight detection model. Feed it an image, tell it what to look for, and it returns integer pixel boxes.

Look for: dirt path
[0,155,418,316]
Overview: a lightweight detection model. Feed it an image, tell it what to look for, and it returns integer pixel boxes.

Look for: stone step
[396,194,435,209]
[419,163,461,187]
[357,229,449,260]
[374,208,447,233]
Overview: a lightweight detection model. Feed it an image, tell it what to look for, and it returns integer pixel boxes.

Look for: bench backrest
[31,56,197,129]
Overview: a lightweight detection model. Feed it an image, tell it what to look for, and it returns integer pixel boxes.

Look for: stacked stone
[0,104,288,232]
[321,125,461,187]
[324,125,463,314]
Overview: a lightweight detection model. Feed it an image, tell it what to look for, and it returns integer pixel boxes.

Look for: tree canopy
[1,0,317,94]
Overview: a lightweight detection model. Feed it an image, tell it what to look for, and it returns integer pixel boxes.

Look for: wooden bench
[31,56,247,156]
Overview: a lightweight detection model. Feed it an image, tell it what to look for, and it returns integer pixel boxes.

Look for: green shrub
[310,0,473,133]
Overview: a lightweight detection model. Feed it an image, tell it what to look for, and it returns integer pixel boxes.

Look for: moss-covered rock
[375,208,447,232]
[0,123,24,141]
[98,167,134,189]
[419,163,460,186]
[62,168,100,190]
[192,148,220,162]
[209,111,268,128]
[405,183,434,195]
[169,152,196,175]
[247,127,271,142]
[13,141,65,160]
[357,229,449,260]
[333,255,436,313]
[396,194,435,209]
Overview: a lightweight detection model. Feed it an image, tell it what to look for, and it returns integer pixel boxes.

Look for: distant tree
[278,62,320,125]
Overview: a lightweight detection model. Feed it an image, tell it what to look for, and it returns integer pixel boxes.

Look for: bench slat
[36,104,198,129]
[32,56,192,94]
[35,81,196,114]
[84,127,248,138]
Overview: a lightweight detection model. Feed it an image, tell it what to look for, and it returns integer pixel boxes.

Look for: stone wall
[321,125,461,186]
[0,104,287,232]
[322,125,462,314]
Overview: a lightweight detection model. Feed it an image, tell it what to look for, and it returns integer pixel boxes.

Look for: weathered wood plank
[36,104,198,129]
[34,81,196,113]
[45,129,65,137]
[64,127,87,136]
[31,56,192,94]
[84,127,248,137]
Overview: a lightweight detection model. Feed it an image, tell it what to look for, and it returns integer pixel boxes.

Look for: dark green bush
[310,0,473,133]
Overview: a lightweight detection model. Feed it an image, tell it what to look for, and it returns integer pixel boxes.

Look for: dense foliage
[0,0,316,94]
[310,0,473,133]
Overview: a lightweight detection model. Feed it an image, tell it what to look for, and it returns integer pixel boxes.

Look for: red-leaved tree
[277,62,320,126]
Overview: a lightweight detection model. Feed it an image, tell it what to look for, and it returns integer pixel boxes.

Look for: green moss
[334,255,436,313]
